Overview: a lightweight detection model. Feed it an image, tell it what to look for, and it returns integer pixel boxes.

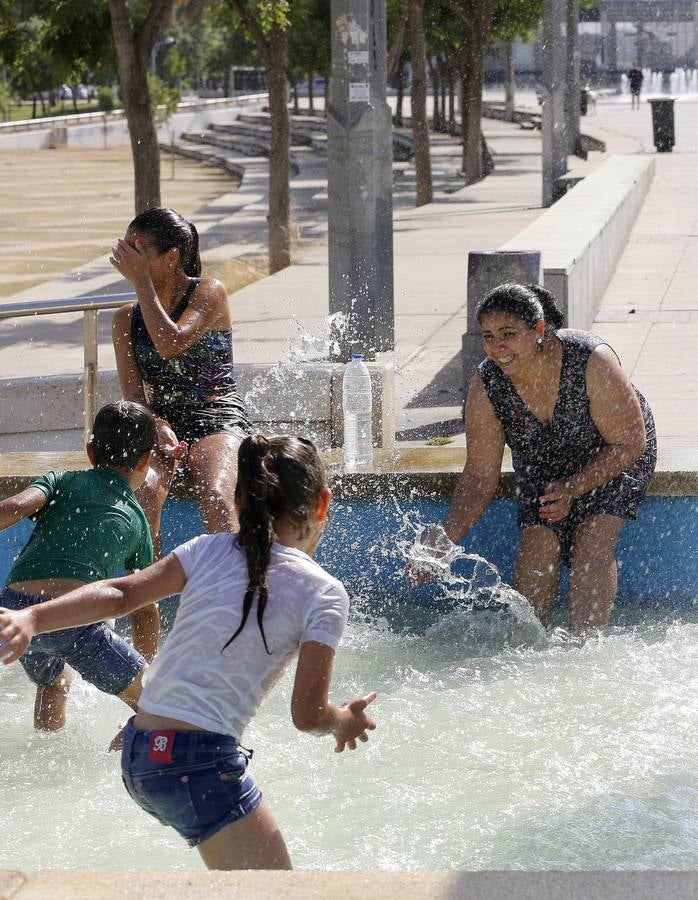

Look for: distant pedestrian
[628,65,643,109]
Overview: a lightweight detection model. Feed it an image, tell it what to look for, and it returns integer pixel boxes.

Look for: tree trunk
[395,60,404,127]
[408,0,432,206]
[117,59,161,212]
[308,72,314,112]
[440,60,447,130]
[460,21,487,184]
[504,41,515,121]
[266,29,291,273]
[448,68,456,134]
[292,81,299,114]
[108,0,174,213]
[430,61,441,132]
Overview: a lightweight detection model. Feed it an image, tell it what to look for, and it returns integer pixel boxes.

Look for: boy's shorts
[121,718,262,847]
[0,586,146,694]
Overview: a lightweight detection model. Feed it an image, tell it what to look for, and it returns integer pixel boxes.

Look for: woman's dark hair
[128,207,201,277]
[476,282,565,331]
[91,401,157,471]
[222,434,327,655]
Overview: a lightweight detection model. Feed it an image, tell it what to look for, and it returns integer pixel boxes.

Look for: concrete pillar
[565,0,581,155]
[328,0,394,362]
[542,0,567,207]
[461,251,542,394]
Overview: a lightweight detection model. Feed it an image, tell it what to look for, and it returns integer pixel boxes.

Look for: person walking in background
[0,434,377,870]
[628,64,643,109]
[110,207,251,556]
[433,283,656,632]
[0,401,156,731]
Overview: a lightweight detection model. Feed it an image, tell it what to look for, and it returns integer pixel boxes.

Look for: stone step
[181,129,271,157]
[210,121,311,146]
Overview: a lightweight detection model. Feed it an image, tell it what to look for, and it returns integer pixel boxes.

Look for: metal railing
[0,293,136,444]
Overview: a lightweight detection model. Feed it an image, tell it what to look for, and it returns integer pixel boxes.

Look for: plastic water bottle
[343,354,373,472]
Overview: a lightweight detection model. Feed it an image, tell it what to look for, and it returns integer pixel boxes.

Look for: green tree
[225,0,292,273]
[408,0,432,205]
[108,0,178,212]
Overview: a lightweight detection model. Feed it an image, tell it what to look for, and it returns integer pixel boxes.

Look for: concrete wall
[0,95,267,152]
[0,364,394,453]
[501,155,655,328]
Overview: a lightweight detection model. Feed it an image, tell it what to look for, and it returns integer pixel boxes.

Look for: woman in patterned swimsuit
[110,208,251,557]
[441,283,656,631]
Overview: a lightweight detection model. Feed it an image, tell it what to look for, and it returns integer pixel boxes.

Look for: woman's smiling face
[480,312,542,373]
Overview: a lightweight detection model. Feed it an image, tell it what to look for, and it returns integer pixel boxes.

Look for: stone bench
[0,363,395,454]
[500,154,655,329]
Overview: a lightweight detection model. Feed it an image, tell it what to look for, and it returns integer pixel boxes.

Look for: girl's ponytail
[223,434,327,655]
[223,435,276,654]
[186,221,202,277]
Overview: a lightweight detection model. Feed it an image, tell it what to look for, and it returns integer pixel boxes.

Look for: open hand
[538,479,575,523]
[0,607,36,665]
[334,691,377,753]
[156,421,187,460]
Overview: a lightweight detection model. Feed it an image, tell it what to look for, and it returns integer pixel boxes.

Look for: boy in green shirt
[0,401,157,732]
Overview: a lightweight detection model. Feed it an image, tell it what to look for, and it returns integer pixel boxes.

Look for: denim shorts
[120,718,262,847]
[0,586,145,693]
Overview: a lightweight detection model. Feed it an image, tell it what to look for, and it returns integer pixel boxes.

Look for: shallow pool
[2,494,698,871]
[3,607,698,871]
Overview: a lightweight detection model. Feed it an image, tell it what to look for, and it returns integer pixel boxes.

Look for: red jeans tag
[148,730,176,764]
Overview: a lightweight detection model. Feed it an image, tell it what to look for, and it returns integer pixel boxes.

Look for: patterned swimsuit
[131,278,251,444]
[478,329,657,563]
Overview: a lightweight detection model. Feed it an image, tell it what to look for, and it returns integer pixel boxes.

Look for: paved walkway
[0,95,695,452]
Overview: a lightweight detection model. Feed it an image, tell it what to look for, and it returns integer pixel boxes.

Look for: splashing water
[393,506,546,652]
[243,311,351,425]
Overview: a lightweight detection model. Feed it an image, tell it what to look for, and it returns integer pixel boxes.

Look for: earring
[536,337,544,346]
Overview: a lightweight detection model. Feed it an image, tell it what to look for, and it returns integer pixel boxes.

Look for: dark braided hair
[128,207,201,277]
[477,282,565,331]
[222,434,328,655]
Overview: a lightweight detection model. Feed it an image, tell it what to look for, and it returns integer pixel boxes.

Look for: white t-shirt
[139,532,349,739]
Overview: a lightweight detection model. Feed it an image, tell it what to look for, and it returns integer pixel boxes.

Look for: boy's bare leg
[109,666,148,751]
[34,666,73,731]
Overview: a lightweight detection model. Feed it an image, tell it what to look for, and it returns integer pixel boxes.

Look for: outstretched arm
[442,375,506,544]
[291,641,377,753]
[0,554,186,665]
[0,488,47,532]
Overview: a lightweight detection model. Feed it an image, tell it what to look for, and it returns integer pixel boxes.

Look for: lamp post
[150,36,176,76]
[327,0,394,362]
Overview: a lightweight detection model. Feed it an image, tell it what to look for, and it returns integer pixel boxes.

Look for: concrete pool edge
[2,868,698,899]
[0,447,696,499]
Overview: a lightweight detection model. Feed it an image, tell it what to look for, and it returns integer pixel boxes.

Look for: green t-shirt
[7,468,153,584]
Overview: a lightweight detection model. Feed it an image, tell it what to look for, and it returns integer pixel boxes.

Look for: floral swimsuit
[131,278,251,444]
[478,329,657,563]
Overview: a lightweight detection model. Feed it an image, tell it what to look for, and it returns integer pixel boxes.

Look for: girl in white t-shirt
[0,434,377,870]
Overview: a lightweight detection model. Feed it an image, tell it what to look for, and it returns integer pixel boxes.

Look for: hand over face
[110,238,150,285]
[538,479,575,523]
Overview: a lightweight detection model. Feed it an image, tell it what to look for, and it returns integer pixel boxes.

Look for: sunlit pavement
[0,94,696,451]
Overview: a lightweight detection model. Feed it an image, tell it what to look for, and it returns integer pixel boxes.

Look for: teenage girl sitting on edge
[0,434,377,870]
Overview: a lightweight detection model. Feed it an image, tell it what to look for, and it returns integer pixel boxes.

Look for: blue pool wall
[0,495,694,612]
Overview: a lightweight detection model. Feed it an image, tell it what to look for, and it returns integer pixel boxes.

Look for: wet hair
[222,434,327,655]
[90,401,157,471]
[128,207,201,277]
[476,282,565,331]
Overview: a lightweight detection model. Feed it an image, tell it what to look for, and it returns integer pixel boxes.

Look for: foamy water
[3,605,698,872]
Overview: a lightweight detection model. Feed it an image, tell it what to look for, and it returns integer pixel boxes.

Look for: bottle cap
[351,353,364,360]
